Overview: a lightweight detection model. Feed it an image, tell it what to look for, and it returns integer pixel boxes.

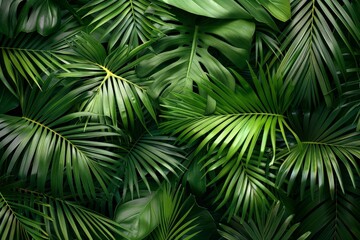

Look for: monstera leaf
[137,11,255,98]
[160,0,291,27]
[0,0,61,37]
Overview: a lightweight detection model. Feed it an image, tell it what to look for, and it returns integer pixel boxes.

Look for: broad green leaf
[138,11,255,98]
[114,190,162,240]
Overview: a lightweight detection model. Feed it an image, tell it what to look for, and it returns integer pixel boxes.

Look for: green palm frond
[203,149,277,219]
[294,177,360,240]
[137,11,255,98]
[79,0,168,49]
[219,201,310,240]
[119,129,185,199]
[161,0,291,27]
[0,79,123,199]
[60,33,156,130]
[0,179,50,240]
[276,0,360,106]
[46,197,126,240]
[276,106,360,199]
[161,68,296,164]
[0,17,81,94]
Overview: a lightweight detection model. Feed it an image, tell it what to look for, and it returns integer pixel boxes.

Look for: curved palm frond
[0,16,82,94]
[202,149,278,219]
[276,0,360,106]
[119,129,186,199]
[79,0,169,49]
[219,201,311,240]
[161,68,296,164]
[160,0,291,27]
[294,177,360,240]
[137,11,255,98]
[60,33,156,130]
[46,196,126,240]
[276,106,360,199]
[0,177,50,240]
[0,79,123,199]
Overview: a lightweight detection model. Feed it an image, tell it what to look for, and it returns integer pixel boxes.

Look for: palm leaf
[275,0,360,106]
[119,128,185,199]
[160,0,291,27]
[293,177,360,239]
[137,11,255,98]
[79,0,169,49]
[161,68,296,164]
[0,79,123,199]
[60,33,156,130]
[46,197,126,240]
[202,149,278,219]
[276,106,360,199]
[0,16,81,94]
[219,201,310,240]
[0,176,50,240]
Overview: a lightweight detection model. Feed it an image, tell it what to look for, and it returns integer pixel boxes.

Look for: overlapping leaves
[61,33,157,130]
[160,0,291,28]
[276,106,360,199]
[276,0,360,106]
[161,68,295,164]
[79,0,169,49]
[219,201,310,240]
[137,11,255,97]
[0,79,122,199]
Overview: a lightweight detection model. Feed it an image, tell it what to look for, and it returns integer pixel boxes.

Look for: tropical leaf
[137,11,255,98]
[293,176,360,240]
[119,128,185,199]
[0,82,18,114]
[0,178,50,240]
[60,33,157,130]
[0,16,81,94]
[46,196,126,240]
[161,68,296,164]
[275,0,360,106]
[0,0,61,37]
[276,106,360,199]
[160,0,291,27]
[219,201,311,240]
[114,189,162,240]
[79,0,169,49]
[201,149,278,219]
[0,79,123,199]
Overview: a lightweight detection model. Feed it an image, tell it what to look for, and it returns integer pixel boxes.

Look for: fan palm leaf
[276,106,360,199]
[79,0,169,49]
[137,11,255,98]
[60,33,156,130]
[275,0,360,106]
[0,79,123,199]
